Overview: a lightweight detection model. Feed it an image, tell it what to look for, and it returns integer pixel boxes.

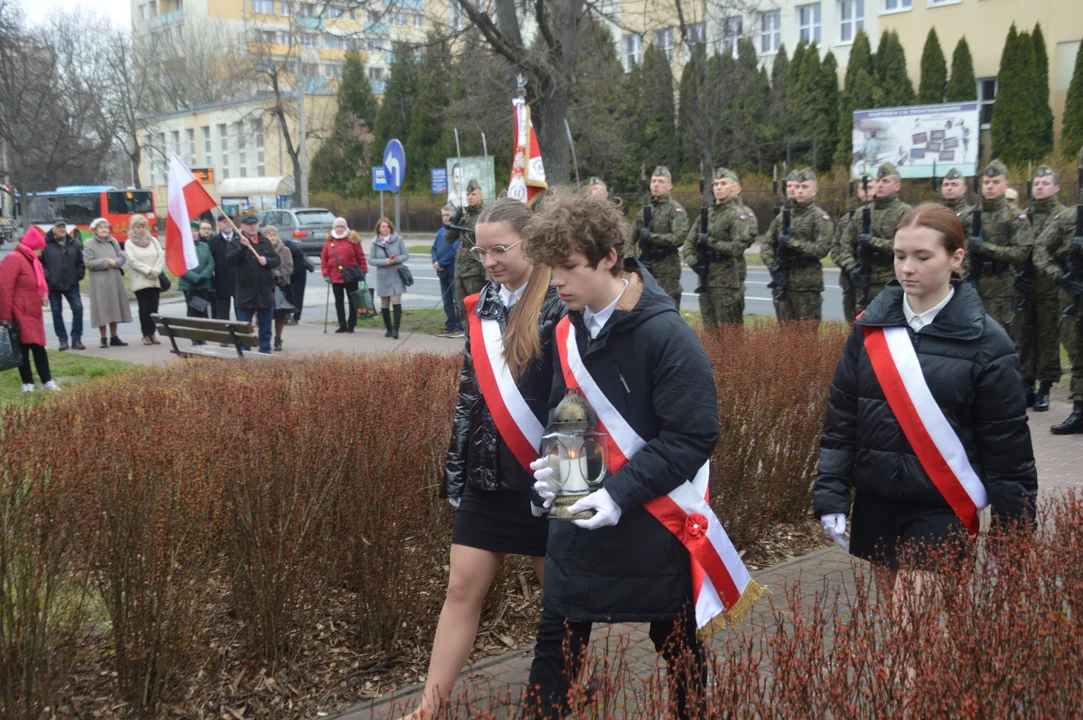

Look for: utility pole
[297,59,309,206]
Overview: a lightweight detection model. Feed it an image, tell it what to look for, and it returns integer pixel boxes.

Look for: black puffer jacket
[41,229,85,292]
[814,280,1037,524]
[544,262,720,623]
[442,283,566,498]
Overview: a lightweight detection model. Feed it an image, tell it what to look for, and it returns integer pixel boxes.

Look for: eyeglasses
[469,237,525,261]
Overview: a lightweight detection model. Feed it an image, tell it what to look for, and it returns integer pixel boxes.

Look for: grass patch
[352,307,454,336]
[744,252,838,269]
[79,271,182,301]
[406,245,431,256]
[0,352,136,406]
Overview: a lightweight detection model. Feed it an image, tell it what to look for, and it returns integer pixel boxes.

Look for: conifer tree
[1063,41,1083,158]
[876,31,915,107]
[836,31,874,164]
[570,19,632,186]
[992,27,1044,164]
[945,37,977,101]
[405,41,453,191]
[727,39,767,170]
[918,28,947,104]
[677,48,700,176]
[793,44,824,166]
[1031,23,1055,157]
[309,51,377,197]
[766,45,791,157]
[373,52,419,155]
[819,51,840,172]
[628,45,679,173]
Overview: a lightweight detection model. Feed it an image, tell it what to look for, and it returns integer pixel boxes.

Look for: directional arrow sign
[382,139,405,194]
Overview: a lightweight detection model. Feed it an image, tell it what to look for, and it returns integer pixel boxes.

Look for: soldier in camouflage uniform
[837,163,912,312]
[961,160,1033,333]
[445,179,486,325]
[682,167,755,327]
[1033,182,1083,434]
[628,166,690,308]
[830,181,869,324]
[761,168,833,323]
[1013,165,1064,411]
[940,168,972,219]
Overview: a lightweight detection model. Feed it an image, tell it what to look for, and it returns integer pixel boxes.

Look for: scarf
[376,233,391,248]
[15,244,48,299]
[128,230,152,248]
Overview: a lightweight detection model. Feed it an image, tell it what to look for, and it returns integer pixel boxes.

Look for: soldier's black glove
[1014,271,1031,296]
[1071,237,1083,254]
[696,233,709,250]
[968,235,984,254]
[1056,273,1083,294]
[858,233,873,249]
[451,207,463,226]
[638,227,652,245]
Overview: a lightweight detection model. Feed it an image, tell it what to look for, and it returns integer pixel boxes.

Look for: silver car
[257,207,336,255]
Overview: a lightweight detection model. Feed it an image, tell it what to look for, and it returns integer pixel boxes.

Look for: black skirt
[850,490,973,571]
[451,486,549,557]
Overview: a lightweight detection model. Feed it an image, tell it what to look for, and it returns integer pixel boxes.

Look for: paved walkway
[332,403,1083,720]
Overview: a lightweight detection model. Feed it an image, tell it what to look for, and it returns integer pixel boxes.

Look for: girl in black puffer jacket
[814,203,1036,594]
[402,198,565,720]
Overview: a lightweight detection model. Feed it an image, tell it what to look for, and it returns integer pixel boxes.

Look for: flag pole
[212,204,262,260]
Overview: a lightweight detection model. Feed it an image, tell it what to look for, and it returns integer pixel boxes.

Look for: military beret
[1035,165,1058,180]
[984,159,1008,178]
[876,162,899,179]
[652,166,672,179]
[944,168,964,180]
[713,167,739,183]
[786,169,800,182]
[466,178,482,192]
[796,167,817,182]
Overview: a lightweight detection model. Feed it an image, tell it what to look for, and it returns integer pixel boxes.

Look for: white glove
[569,489,622,530]
[531,456,558,503]
[448,497,460,509]
[821,513,848,549]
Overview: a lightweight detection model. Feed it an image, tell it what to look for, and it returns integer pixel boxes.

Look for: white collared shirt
[903,287,954,333]
[498,283,526,310]
[582,280,628,339]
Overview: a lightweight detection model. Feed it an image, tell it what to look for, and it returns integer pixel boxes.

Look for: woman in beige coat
[264,225,294,352]
[125,214,166,345]
[83,217,132,348]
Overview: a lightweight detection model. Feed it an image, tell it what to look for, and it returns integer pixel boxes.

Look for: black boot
[392,304,402,339]
[381,308,393,337]
[1051,401,1083,435]
[1033,381,1052,412]
[1024,381,1036,408]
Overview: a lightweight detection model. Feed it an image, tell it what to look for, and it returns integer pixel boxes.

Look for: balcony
[149,9,183,28]
[295,16,324,30]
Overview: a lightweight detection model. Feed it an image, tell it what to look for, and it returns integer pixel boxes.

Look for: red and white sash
[863,326,989,534]
[554,317,762,636]
[465,294,544,472]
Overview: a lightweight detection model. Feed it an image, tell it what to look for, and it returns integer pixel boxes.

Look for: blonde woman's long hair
[477,197,551,381]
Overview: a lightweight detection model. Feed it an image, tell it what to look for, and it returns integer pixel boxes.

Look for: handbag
[396,264,414,287]
[159,273,172,291]
[187,293,211,315]
[329,241,364,284]
[353,280,377,318]
[0,324,22,372]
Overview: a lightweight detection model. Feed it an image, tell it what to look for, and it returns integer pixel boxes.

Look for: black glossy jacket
[814,280,1037,524]
[441,283,566,499]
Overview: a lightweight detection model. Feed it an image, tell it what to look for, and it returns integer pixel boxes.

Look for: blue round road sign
[382,139,406,193]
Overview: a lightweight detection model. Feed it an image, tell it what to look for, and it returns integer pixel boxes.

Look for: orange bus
[24,186,157,243]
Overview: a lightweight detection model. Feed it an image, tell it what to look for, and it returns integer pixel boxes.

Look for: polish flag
[165,153,217,276]
[508,96,547,206]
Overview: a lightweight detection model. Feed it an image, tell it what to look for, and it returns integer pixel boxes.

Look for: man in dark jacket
[227,215,280,354]
[523,194,720,720]
[208,214,237,319]
[284,237,312,324]
[432,204,463,337]
[40,219,85,350]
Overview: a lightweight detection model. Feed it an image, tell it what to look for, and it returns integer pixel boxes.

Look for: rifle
[1060,148,1083,317]
[856,175,873,306]
[693,162,710,294]
[932,161,938,202]
[967,172,984,288]
[639,164,653,272]
[848,179,856,222]
[1015,162,1035,306]
[767,164,791,302]
[772,164,781,219]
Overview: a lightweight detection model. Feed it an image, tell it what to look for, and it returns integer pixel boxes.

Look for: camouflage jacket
[761,200,833,292]
[627,194,691,278]
[681,196,755,291]
[1033,200,1079,282]
[1024,196,1068,297]
[961,195,1033,298]
[839,192,912,287]
[942,196,972,220]
[831,211,856,272]
[446,201,485,278]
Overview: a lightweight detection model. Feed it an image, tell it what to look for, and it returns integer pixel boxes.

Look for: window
[253,29,275,43]
[139,4,148,20]
[683,22,706,61]
[302,61,319,76]
[391,11,407,25]
[368,37,384,51]
[144,135,155,186]
[721,16,742,56]
[201,126,211,164]
[653,27,674,64]
[324,63,343,78]
[368,10,379,23]
[235,122,247,178]
[448,0,462,31]
[759,11,780,54]
[254,120,265,175]
[185,128,196,166]
[622,32,642,71]
[978,77,996,128]
[299,33,317,47]
[325,5,343,18]
[369,67,385,81]
[107,191,153,215]
[280,1,291,15]
[156,132,166,185]
[218,123,230,179]
[797,3,821,44]
[324,35,347,49]
[883,0,911,10]
[413,13,424,28]
[838,0,863,43]
[170,130,180,161]
[149,0,157,17]
[252,0,274,13]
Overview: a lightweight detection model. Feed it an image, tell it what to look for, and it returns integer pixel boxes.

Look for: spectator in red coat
[0,226,60,392]
[320,217,368,333]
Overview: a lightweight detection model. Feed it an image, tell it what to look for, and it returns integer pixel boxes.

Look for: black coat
[41,229,85,292]
[208,232,237,297]
[814,280,1037,524]
[543,262,720,623]
[226,233,281,309]
[285,238,311,285]
[442,283,566,498]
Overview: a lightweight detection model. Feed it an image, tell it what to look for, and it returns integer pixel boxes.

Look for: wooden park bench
[151,314,270,359]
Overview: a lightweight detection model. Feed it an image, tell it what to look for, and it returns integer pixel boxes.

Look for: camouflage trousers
[1013,293,1062,384]
[775,291,823,324]
[455,274,486,326]
[839,272,856,324]
[981,295,1016,335]
[855,283,887,315]
[699,288,744,327]
[656,274,683,310]
[1062,291,1083,402]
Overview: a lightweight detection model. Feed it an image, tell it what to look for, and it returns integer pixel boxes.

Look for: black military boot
[1024,380,1036,408]
[381,308,393,337]
[1051,402,1083,435]
[1033,381,1051,412]
[392,304,402,340]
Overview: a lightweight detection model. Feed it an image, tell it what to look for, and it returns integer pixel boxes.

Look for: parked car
[256,207,336,255]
